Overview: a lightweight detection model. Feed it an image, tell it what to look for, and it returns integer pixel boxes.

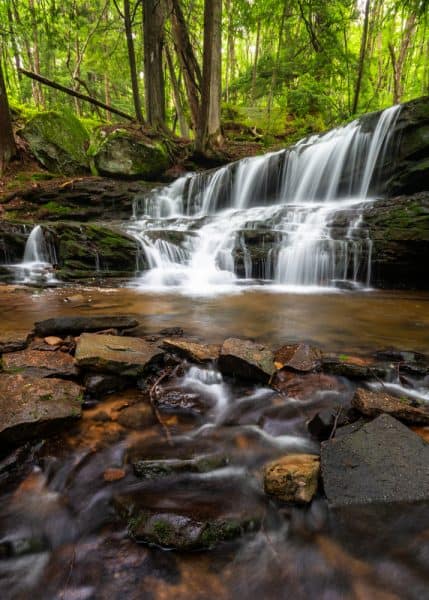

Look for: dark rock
[274,343,322,372]
[2,348,78,379]
[322,353,391,379]
[84,373,128,397]
[0,374,82,446]
[321,414,429,506]
[158,327,184,337]
[156,388,209,416]
[75,333,164,377]
[0,332,32,354]
[117,404,155,429]
[34,316,138,337]
[161,338,220,363]
[307,407,358,440]
[352,387,429,425]
[271,371,347,400]
[218,338,275,382]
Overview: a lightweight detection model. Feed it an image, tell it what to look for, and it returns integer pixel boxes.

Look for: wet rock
[352,387,429,425]
[0,374,82,446]
[307,407,358,441]
[159,327,184,337]
[271,371,347,400]
[0,332,32,354]
[156,389,209,416]
[117,404,155,429]
[274,343,322,372]
[131,438,227,479]
[75,333,164,377]
[2,348,78,379]
[263,454,320,503]
[161,338,220,363]
[84,373,127,397]
[322,353,391,379]
[218,338,275,382]
[103,468,126,482]
[114,472,264,549]
[321,414,429,506]
[93,129,171,179]
[35,316,138,337]
[44,336,63,347]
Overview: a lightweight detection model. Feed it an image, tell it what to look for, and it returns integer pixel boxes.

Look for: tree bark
[123,0,144,123]
[196,0,223,153]
[165,44,189,138]
[143,0,166,128]
[352,0,371,115]
[251,19,261,102]
[0,61,17,174]
[267,2,287,130]
[388,14,417,104]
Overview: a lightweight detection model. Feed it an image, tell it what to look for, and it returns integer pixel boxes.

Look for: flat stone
[0,332,32,354]
[352,387,429,425]
[218,338,275,382]
[274,343,322,372]
[0,374,82,446]
[263,454,320,503]
[321,414,429,507]
[161,338,220,363]
[322,354,391,380]
[34,316,139,337]
[2,348,78,379]
[44,336,63,347]
[271,371,347,400]
[75,333,164,377]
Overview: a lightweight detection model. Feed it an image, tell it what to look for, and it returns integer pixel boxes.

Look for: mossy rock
[93,129,171,179]
[21,111,90,175]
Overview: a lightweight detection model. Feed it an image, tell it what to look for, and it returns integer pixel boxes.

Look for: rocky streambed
[0,314,429,598]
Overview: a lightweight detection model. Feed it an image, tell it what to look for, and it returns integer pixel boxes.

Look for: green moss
[152,519,175,545]
[42,201,70,216]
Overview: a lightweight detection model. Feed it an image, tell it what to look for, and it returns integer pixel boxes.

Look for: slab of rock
[271,371,347,401]
[2,349,78,379]
[0,374,82,446]
[162,338,220,363]
[264,454,320,503]
[75,333,164,377]
[274,344,322,372]
[0,332,32,354]
[34,316,138,337]
[321,414,429,506]
[352,388,429,425]
[218,338,274,382]
[322,353,391,380]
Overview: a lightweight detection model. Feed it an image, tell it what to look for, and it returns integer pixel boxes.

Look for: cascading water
[127,105,401,294]
[14,225,58,284]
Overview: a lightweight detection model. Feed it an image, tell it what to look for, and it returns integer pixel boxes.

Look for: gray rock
[218,338,275,382]
[35,316,138,337]
[321,414,429,506]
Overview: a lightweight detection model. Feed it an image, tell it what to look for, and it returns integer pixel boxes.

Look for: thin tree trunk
[388,14,417,104]
[7,5,22,85]
[352,0,371,115]
[169,0,201,132]
[0,61,17,174]
[267,2,287,130]
[196,0,223,153]
[28,0,45,106]
[251,19,261,102]
[165,44,189,138]
[123,0,144,123]
[143,0,166,129]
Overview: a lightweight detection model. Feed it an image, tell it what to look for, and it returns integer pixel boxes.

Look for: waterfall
[127,105,401,294]
[15,225,58,284]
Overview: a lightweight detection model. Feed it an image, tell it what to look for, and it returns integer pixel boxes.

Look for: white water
[128,105,401,295]
[14,225,58,284]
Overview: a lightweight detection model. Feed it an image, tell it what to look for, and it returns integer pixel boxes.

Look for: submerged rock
[75,333,164,377]
[2,348,77,379]
[271,371,347,400]
[84,373,128,397]
[321,414,429,506]
[0,374,82,446]
[352,387,429,425]
[161,338,220,363]
[264,454,320,503]
[218,338,275,382]
[35,316,138,337]
[116,403,155,429]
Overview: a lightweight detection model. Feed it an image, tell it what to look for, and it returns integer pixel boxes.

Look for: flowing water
[128,105,400,294]
[7,225,58,285]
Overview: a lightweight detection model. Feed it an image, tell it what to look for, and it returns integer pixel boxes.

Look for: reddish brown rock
[271,371,346,400]
[274,343,322,372]
[352,388,429,425]
[104,468,126,482]
[2,348,78,378]
[162,338,220,363]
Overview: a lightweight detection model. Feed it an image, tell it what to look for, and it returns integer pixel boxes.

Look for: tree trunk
[267,2,287,130]
[251,19,261,102]
[352,0,370,115]
[388,14,417,104]
[0,62,17,174]
[123,0,144,123]
[169,0,201,132]
[28,0,45,107]
[143,0,166,129]
[196,0,223,153]
[165,44,190,138]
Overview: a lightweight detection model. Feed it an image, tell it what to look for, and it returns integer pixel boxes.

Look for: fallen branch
[19,68,135,122]
[148,364,182,445]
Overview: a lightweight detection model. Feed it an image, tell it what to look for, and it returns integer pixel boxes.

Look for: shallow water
[0,283,429,600]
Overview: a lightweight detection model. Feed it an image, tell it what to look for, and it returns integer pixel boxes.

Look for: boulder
[21,111,90,175]
[0,374,82,446]
[322,353,391,379]
[2,348,78,379]
[263,454,320,503]
[321,414,429,506]
[35,316,138,337]
[161,338,220,363]
[75,333,164,377]
[352,387,429,425]
[274,343,322,372]
[218,338,275,382]
[93,129,170,179]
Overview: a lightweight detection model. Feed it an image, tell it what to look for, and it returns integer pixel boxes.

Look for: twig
[60,547,76,599]
[329,407,343,440]
[148,364,182,446]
